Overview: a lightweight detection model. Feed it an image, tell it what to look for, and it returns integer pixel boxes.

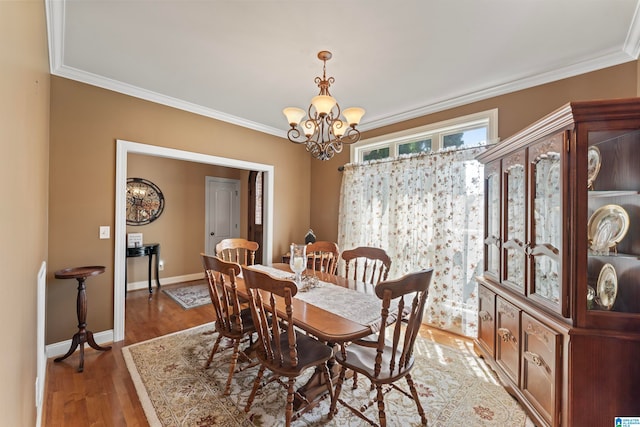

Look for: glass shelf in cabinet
[587,252,640,260]
[588,190,640,198]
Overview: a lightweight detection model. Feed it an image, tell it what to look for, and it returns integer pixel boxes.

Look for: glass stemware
[289,243,307,286]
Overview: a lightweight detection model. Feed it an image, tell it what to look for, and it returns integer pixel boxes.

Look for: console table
[125,243,161,294]
[54,266,111,372]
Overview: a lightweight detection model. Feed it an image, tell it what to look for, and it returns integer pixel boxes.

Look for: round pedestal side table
[54,265,112,372]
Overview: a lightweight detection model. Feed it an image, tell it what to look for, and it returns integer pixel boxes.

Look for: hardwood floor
[41,280,473,426]
[42,280,214,426]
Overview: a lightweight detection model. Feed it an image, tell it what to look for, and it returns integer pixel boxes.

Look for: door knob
[210,232,215,236]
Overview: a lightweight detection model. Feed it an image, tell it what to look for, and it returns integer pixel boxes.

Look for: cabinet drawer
[521,313,561,427]
[477,285,496,357]
[495,296,520,385]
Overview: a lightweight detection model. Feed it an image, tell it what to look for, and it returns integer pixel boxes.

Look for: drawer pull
[497,327,517,344]
[524,350,543,366]
[479,310,493,322]
[524,351,552,379]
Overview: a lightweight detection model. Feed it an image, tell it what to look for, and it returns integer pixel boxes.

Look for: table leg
[147,251,153,293]
[54,277,111,372]
[154,246,161,289]
[293,344,345,411]
[125,257,128,294]
[86,330,111,352]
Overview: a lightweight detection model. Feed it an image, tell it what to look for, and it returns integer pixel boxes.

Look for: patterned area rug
[123,323,535,427]
[163,283,211,309]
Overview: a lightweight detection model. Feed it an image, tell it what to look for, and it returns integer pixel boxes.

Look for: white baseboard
[46,329,115,358]
[46,272,206,358]
[46,273,204,358]
[126,272,204,292]
[36,261,47,427]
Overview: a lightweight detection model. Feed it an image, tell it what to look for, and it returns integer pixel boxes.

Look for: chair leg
[321,362,334,407]
[406,373,428,425]
[205,334,223,368]
[375,384,387,427]
[286,377,296,427]
[244,364,266,412]
[223,340,241,395]
[329,365,347,419]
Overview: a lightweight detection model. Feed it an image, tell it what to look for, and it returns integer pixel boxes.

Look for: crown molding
[53,64,287,137]
[359,48,637,132]
[46,1,285,137]
[46,0,640,137]
[624,0,640,57]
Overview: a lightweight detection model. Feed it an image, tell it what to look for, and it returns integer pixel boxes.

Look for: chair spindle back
[373,268,433,377]
[216,238,259,266]
[201,254,244,335]
[242,267,299,368]
[306,241,339,275]
[341,246,392,286]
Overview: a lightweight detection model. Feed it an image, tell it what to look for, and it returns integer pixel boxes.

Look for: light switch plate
[99,226,110,239]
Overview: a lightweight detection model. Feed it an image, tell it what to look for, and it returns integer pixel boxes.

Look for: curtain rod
[337,142,497,171]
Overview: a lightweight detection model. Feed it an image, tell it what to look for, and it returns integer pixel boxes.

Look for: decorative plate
[587,204,629,252]
[596,263,617,310]
[587,146,601,189]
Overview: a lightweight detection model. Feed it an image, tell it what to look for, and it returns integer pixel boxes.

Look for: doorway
[205,176,241,255]
[248,171,264,264]
[114,139,274,342]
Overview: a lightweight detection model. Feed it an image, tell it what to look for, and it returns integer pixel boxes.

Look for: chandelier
[283,51,365,160]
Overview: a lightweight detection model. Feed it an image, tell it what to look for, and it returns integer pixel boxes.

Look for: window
[362,146,390,162]
[351,109,498,163]
[248,171,263,264]
[254,171,262,225]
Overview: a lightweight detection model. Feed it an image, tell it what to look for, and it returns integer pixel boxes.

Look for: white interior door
[205,176,240,255]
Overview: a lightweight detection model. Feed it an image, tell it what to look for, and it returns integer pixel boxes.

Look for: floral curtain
[338,146,486,337]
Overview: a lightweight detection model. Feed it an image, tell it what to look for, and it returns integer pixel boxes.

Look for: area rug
[123,323,534,427]
[162,283,211,309]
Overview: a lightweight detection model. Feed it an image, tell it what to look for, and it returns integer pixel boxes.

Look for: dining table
[234,263,398,411]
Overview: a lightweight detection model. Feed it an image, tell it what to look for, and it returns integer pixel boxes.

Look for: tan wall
[311,62,640,244]
[48,76,311,344]
[45,42,640,345]
[126,154,247,283]
[0,0,50,424]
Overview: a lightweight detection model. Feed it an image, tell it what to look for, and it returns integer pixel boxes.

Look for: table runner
[248,265,384,327]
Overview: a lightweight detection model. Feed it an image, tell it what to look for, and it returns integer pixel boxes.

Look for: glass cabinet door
[502,151,526,294]
[585,128,640,323]
[484,160,501,281]
[528,134,564,314]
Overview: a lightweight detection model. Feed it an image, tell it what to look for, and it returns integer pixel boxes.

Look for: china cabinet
[475,98,640,427]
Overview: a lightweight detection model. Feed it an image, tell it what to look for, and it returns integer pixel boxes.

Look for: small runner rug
[162,283,211,309]
[122,323,535,427]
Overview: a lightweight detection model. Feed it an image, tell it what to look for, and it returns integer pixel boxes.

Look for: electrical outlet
[99,226,110,239]
[158,260,164,271]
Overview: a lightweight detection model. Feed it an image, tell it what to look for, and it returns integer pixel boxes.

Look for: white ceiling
[46,1,640,138]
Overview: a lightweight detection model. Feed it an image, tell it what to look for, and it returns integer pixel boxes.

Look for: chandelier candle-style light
[283,51,365,160]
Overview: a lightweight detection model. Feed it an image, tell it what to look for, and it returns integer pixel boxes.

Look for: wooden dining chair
[306,240,339,275]
[329,268,434,427]
[341,246,392,286]
[242,267,335,427]
[216,238,259,266]
[200,253,257,395]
